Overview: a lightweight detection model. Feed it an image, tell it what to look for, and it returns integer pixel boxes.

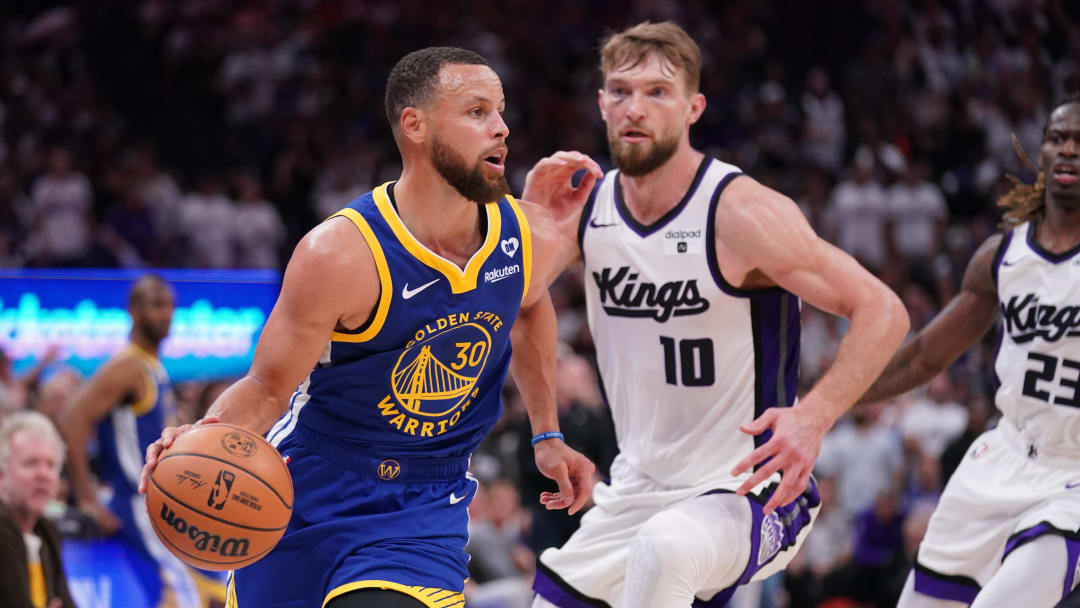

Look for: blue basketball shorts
[227,425,475,608]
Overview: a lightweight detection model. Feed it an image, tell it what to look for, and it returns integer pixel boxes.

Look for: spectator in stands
[825,148,890,272]
[178,173,237,268]
[26,146,93,267]
[0,411,75,608]
[232,170,285,269]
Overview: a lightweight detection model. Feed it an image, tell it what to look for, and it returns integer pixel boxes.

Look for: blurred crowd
[2,0,1080,606]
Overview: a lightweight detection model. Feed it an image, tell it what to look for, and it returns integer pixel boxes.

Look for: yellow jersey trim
[323,580,465,608]
[125,345,160,416]
[372,182,501,294]
[225,574,237,608]
[328,208,393,343]
[506,195,532,303]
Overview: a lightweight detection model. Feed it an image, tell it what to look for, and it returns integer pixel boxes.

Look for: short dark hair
[384,47,489,132]
[128,274,168,309]
[1043,91,1080,135]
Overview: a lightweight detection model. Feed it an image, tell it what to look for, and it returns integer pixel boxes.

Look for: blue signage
[0,269,281,382]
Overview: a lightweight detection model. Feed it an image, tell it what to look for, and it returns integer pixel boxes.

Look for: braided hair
[997,92,1080,228]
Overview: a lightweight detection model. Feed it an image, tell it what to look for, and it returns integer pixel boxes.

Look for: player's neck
[394,169,485,267]
[129,334,161,359]
[619,147,705,225]
[1038,197,1080,253]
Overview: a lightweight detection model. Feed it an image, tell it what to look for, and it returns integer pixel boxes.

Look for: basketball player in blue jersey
[62,275,223,608]
[139,47,594,608]
[521,22,909,607]
[855,96,1080,608]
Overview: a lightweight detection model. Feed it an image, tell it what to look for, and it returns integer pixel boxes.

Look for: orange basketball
[145,423,293,571]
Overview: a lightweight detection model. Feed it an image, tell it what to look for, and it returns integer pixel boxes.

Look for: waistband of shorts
[996,417,1080,469]
[296,423,470,482]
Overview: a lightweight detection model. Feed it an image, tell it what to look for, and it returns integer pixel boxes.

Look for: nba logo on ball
[208,470,235,510]
[145,424,293,570]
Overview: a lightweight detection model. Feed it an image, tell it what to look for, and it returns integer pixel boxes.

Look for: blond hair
[0,411,65,472]
[599,21,702,93]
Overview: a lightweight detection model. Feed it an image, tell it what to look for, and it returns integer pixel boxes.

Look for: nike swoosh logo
[1002,259,1020,267]
[1067,481,1080,490]
[402,278,440,299]
[590,218,618,228]
[449,492,466,505]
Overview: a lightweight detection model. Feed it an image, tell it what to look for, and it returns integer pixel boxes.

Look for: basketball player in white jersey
[522,22,909,607]
[856,96,1080,607]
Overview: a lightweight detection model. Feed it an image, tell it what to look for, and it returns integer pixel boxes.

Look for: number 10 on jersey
[659,336,715,387]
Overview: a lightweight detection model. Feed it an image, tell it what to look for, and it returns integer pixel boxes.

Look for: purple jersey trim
[1065,537,1080,599]
[749,291,801,459]
[533,561,611,608]
[1026,220,1080,264]
[576,177,603,266]
[913,563,980,603]
[612,156,711,238]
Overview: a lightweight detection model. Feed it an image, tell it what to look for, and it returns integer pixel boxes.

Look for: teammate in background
[62,275,222,607]
[857,95,1080,607]
[522,22,909,607]
[0,411,74,608]
[139,47,594,608]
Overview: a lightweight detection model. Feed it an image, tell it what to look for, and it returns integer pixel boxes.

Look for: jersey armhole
[990,229,1014,290]
[506,195,533,304]
[576,178,602,265]
[130,365,158,416]
[328,208,393,343]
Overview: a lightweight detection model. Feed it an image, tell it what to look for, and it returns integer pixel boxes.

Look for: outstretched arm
[509,200,597,515]
[139,217,378,492]
[859,234,1002,404]
[61,357,141,534]
[521,151,604,273]
[719,176,910,513]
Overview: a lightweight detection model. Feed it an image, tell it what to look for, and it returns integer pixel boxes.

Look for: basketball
[144,423,293,571]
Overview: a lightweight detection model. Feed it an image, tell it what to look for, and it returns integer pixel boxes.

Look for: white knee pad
[621,495,748,608]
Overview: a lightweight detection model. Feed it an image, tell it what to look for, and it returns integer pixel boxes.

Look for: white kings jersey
[993,220,1080,460]
[580,157,800,488]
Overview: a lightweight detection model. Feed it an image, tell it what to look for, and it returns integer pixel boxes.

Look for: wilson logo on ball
[159,502,251,557]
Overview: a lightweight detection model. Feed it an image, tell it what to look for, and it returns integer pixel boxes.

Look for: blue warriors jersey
[96,345,221,608]
[97,344,171,505]
[234,183,532,608]
[267,181,531,460]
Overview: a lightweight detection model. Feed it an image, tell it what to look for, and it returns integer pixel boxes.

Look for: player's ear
[597,89,608,122]
[687,92,706,126]
[400,107,426,144]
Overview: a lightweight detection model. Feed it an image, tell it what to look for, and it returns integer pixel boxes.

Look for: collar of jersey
[373,182,502,294]
[125,342,163,373]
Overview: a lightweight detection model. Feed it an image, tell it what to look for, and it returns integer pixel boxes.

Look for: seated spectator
[466,479,534,608]
[0,411,75,608]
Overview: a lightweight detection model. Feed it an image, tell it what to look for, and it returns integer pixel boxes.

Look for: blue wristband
[531,431,565,447]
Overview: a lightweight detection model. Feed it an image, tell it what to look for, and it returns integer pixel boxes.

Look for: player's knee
[632,507,715,573]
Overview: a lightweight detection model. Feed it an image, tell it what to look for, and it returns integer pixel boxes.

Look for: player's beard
[608,126,679,177]
[136,316,171,346]
[431,135,510,204]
